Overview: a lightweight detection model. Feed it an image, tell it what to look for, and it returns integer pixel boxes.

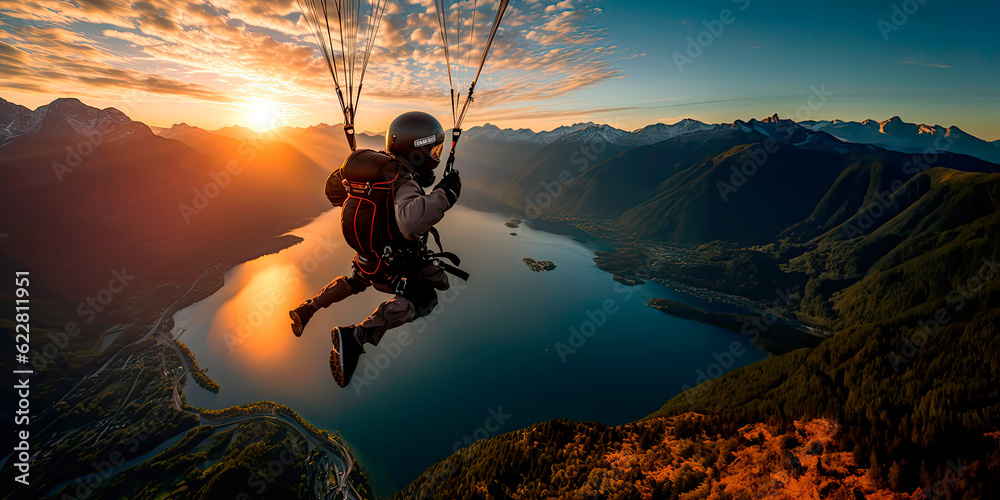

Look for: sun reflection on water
[209,257,312,369]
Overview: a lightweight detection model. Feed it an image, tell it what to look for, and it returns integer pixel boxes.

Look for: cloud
[900,60,951,69]
[466,104,637,123]
[0,22,232,102]
[0,0,619,122]
[544,0,574,14]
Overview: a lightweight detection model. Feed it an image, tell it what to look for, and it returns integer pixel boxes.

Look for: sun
[244,101,283,131]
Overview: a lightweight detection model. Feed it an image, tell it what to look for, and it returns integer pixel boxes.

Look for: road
[162,332,360,499]
[39,262,363,499]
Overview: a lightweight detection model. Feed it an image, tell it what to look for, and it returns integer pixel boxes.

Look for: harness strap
[431,251,462,267]
[425,227,468,280]
[427,226,444,253]
[361,216,469,287]
[437,261,470,281]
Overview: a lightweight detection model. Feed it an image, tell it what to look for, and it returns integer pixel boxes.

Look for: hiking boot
[330,326,365,388]
[289,300,317,337]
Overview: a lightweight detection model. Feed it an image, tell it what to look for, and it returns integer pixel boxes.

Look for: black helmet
[386,111,445,186]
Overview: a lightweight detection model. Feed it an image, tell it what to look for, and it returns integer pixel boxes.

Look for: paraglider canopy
[298,0,389,150]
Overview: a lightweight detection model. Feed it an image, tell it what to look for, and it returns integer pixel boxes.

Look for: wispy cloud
[466,104,637,123]
[900,60,951,69]
[0,24,232,102]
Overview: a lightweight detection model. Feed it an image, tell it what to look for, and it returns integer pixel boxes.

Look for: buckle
[393,276,408,295]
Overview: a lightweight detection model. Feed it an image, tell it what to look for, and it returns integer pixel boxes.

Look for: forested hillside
[403,122,1000,499]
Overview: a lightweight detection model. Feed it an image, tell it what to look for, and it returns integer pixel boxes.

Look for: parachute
[298,0,509,162]
[433,0,510,173]
[298,0,389,150]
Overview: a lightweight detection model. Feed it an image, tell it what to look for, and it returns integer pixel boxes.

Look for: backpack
[335,149,418,280]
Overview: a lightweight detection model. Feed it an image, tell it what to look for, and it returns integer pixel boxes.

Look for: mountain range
[406,115,1000,497]
[395,114,999,496]
[802,116,1000,163]
[104,110,1000,207]
[6,96,996,165]
[0,97,328,307]
[0,97,150,147]
[499,115,997,246]
[464,114,997,164]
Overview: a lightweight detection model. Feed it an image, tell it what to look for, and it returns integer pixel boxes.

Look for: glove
[434,171,462,206]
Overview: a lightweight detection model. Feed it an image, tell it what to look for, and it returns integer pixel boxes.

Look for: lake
[172,204,768,496]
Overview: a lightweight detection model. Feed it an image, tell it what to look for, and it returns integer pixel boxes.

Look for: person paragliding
[290,112,465,387]
[290,0,507,388]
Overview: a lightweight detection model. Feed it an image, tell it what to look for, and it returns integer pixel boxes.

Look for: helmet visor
[430,143,443,162]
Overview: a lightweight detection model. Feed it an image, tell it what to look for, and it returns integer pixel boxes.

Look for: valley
[3,96,998,499]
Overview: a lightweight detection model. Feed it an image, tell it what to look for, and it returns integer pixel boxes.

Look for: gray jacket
[393,177,452,240]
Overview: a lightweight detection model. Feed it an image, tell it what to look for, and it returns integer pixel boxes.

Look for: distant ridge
[0,97,151,147]
[103,107,1000,164]
[0,96,329,300]
[801,115,1000,163]
[462,119,718,147]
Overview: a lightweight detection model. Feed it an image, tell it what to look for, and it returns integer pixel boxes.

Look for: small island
[613,275,645,286]
[523,258,556,272]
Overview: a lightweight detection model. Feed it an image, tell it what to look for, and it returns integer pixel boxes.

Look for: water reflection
[174,205,768,495]
[211,260,302,366]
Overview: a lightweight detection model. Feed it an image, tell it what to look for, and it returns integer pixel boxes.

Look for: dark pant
[308,258,449,345]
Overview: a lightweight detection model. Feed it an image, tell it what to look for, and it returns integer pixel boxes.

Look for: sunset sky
[1,0,997,139]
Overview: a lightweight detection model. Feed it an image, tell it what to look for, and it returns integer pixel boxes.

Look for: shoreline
[158,230,372,496]
[646,298,825,355]
[648,277,831,339]
[165,204,820,496]
[34,227,369,500]
[495,209,833,354]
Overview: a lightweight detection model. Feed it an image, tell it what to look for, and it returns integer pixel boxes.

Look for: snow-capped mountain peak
[800,116,999,163]
[1,97,152,147]
[463,122,599,145]
[555,123,646,147]
[633,118,716,143]
[731,114,806,139]
[0,97,43,145]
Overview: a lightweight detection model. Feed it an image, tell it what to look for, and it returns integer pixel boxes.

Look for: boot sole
[290,311,304,337]
[330,328,347,388]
